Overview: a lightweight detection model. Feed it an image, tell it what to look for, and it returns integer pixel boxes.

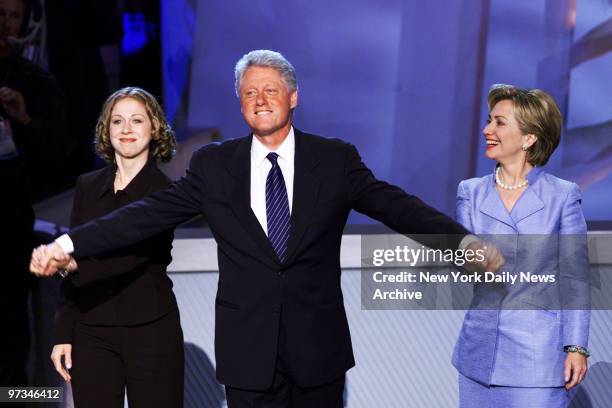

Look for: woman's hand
[564,352,587,390]
[464,240,504,273]
[30,244,75,277]
[51,344,72,382]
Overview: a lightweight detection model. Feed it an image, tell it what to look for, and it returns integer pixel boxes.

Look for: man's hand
[465,241,504,273]
[0,87,31,125]
[564,352,588,390]
[30,243,71,277]
[51,344,72,382]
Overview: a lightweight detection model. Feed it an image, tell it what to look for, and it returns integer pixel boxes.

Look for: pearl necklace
[495,167,528,190]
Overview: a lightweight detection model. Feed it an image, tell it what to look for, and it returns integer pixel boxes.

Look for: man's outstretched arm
[344,143,503,271]
[31,150,208,276]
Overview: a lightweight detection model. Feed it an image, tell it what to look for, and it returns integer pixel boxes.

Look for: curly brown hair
[487,84,561,166]
[94,87,176,163]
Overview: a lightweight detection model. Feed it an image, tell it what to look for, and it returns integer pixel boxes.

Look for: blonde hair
[487,84,561,166]
[94,87,176,163]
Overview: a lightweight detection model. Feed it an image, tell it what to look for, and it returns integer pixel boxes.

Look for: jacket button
[277,271,284,277]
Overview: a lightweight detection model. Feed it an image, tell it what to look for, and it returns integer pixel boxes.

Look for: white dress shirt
[250,127,295,236]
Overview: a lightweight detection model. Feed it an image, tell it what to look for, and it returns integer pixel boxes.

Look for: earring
[521,143,529,151]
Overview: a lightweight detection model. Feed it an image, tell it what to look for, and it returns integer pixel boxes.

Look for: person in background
[452,84,590,407]
[35,87,183,408]
[0,0,69,387]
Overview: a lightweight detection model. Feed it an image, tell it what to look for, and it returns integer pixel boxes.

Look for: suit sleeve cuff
[55,234,75,254]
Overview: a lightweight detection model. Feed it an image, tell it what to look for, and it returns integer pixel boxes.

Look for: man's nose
[256,93,267,105]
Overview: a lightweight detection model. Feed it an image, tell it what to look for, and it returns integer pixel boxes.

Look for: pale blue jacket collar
[480,166,545,230]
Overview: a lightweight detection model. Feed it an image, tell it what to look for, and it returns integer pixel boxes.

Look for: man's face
[239,66,297,138]
[0,0,25,41]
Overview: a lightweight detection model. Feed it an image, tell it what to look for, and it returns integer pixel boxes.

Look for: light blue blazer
[451,166,590,387]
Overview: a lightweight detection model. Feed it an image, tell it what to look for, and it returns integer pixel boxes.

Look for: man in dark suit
[32,50,502,407]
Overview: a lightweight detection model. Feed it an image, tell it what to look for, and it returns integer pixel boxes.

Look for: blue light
[122,12,148,56]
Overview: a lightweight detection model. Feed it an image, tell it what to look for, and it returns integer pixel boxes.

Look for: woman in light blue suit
[452,84,590,407]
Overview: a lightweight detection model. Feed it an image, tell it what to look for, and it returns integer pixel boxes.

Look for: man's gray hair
[234,50,298,96]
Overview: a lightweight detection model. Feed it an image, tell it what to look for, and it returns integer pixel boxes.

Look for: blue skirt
[459,373,569,408]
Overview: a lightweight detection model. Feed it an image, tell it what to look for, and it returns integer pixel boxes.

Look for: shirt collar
[98,158,159,198]
[251,127,295,168]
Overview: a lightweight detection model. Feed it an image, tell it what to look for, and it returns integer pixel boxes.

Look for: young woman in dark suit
[45,87,183,407]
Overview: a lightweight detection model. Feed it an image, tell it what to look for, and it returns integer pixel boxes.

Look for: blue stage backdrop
[161,0,611,223]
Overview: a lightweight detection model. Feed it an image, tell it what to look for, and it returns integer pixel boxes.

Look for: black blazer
[54,160,177,344]
[69,129,469,389]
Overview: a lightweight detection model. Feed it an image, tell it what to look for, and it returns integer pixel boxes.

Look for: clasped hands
[30,243,77,277]
[464,240,504,274]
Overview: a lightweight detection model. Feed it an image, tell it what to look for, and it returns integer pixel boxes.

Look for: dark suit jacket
[69,129,469,389]
[54,160,177,344]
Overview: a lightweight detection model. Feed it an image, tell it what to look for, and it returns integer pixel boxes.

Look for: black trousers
[225,319,345,408]
[70,309,184,408]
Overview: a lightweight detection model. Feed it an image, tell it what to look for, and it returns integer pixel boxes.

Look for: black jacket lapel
[283,129,321,264]
[226,135,280,267]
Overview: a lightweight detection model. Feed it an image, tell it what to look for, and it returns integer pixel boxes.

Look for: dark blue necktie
[266,152,290,262]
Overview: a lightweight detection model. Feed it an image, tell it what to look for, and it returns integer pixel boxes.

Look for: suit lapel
[479,180,516,230]
[283,130,321,264]
[512,167,545,224]
[226,136,279,267]
[511,187,544,224]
